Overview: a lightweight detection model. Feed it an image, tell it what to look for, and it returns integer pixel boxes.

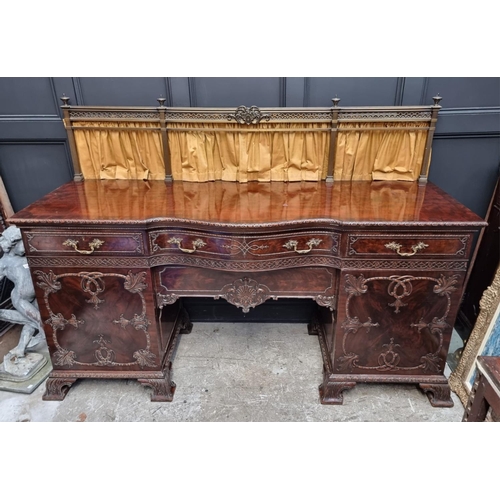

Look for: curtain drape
[74,121,165,180]
[167,122,330,182]
[334,122,428,181]
[72,120,429,183]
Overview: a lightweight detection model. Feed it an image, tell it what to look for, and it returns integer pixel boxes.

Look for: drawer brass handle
[385,241,429,257]
[167,237,206,254]
[283,238,322,254]
[63,238,105,255]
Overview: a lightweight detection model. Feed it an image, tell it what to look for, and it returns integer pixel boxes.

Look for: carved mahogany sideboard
[10,179,485,406]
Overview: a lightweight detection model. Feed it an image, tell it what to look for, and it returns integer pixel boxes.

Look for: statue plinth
[0,333,51,393]
[0,225,52,393]
[2,352,46,379]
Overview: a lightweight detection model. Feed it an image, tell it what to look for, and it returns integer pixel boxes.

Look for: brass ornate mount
[227,105,271,125]
[385,241,428,257]
[167,237,206,254]
[63,238,105,255]
[283,238,322,254]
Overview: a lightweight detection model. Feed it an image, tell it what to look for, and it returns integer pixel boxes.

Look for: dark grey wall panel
[190,78,283,107]
[0,143,72,212]
[305,77,401,107]
[170,77,190,107]
[429,137,500,218]
[0,78,59,116]
[285,77,306,107]
[0,119,65,141]
[78,78,169,106]
[436,108,500,135]
[0,78,74,211]
[425,77,500,108]
[401,77,427,105]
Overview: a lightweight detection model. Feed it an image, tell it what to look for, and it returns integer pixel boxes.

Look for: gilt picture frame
[449,265,500,407]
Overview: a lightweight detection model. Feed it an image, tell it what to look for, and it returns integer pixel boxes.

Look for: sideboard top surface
[10,180,485,229]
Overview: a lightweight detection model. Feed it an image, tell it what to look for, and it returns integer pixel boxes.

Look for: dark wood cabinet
[10,179,485,406]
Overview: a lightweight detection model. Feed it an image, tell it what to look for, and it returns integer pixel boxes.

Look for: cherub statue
[0,225,44,360]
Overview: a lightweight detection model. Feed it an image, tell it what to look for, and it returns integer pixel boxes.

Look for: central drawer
[149,230,339,260]
[155,266,338,312]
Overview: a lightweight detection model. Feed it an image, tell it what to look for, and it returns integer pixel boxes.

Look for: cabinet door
[333,270,466,376]
[32,266,161,373]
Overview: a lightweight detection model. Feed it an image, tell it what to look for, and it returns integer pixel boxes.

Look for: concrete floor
[0,322,465,422]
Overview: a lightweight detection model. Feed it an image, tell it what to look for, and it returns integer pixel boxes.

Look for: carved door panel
[333,270,466,376]
[31,267,160,373]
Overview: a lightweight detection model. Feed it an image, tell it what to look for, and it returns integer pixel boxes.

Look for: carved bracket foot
[319,380,356,405]
[138,364,176,402]
[42,377,77,401]
[419,382,454,408]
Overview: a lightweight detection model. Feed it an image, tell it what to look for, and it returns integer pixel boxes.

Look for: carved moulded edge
[47,370,166,379]
[11,217,487,229]
[27,256,150,268]
[339,110,432,120]
[25,255,468,272]
[69,110,159,120]
[165,110,332,122]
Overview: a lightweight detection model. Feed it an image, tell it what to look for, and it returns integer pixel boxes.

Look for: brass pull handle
[63,238,105,255]
[283,238,322,254]
[167,237,206,254]
[385,241,429,257]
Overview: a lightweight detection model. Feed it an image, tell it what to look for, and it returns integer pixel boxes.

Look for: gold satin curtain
[334,122,428,181]
[167,122,330,182]
[73,121,165,180]
[72,119,429,183]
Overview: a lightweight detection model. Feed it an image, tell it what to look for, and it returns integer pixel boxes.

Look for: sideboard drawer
[25,231,145,256]
[346,234,471,258]
[149,230,339,259]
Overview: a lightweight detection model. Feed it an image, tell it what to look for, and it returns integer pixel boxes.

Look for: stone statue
[0,225,45,376]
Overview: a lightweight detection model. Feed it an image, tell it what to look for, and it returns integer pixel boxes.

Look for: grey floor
[0,322,465,422]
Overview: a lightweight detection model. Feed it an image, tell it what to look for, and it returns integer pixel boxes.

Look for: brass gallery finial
[227,105,271,125]
[60,94,70,107]
[432,94,442,106]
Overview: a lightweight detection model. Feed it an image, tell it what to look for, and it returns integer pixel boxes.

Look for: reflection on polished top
[10,180,485,228]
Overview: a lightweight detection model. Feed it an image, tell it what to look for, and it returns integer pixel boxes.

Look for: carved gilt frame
[449,265,500,406]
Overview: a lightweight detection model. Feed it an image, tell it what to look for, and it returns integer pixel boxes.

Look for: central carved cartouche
[227,105,271,125]
[215,277,275,313]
